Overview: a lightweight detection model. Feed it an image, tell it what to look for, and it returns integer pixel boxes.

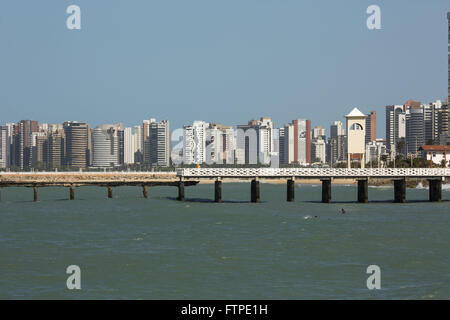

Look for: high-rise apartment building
[133,125,143,163]
[32,133,48,167]
[236,118,274,165]
[92,124,121,168]
[280,119,311,165]
[406,105,425,156]
[46,131,65,169]
[123,127,134,165]
[205,123,235,164]
[423,100,442,145]
[279,128,286,165]
[142,119,152,161]
[365,111,376,144]
[327,121,346,165]
[146,120,170,167]
[312,125,326,140]
[0,126,9,169]
[311,138,326,163]
[11,120,39,169]
[64,122,90,169]
[448,12,450,102]
[183,121,208,165]
[439,101,449,144]
[385,105,406,154]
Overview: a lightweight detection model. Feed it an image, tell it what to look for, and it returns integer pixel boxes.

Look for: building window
[349,123,363,131]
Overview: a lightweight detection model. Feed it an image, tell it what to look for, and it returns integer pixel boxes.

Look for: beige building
[346,108,367,168]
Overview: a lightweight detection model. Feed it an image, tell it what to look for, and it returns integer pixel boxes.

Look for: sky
[1,0,449,138]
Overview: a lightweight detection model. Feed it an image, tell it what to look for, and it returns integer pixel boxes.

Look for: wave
[414,183,450,190]
[415,182,428,190]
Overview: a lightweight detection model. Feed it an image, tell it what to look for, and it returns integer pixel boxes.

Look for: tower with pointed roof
[345,108,367,168]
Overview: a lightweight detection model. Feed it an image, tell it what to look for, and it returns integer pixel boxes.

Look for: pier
[0,172,198,201]
[176,168,450,203]
[1,168,449,203]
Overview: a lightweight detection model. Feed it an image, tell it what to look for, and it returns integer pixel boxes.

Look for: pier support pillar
[393,179,406,203]
[143,185,148,198]
[287,179,295,202]
[321,179,331,203]
[33,186,38,202]
[251,179,260,203]
[69,186,75,200]
[108,186,113,199]
[357,179,368,203]
[214,179,222,203]
[177,181,185,201]
[428,179,442,202]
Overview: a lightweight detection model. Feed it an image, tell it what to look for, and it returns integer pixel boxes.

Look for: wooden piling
[287,179,295,202]
[214,180,222,203]
[357,179,368,203]
[251,179,260,203]
[321,179,331,203]
[394,179,406,203]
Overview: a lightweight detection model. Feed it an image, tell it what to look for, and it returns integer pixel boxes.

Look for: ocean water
[0,183,449,299]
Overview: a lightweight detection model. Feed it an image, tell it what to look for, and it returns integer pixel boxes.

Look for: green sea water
[0,183,449,299]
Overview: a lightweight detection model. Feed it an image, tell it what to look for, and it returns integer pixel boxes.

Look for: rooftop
[345,107,366,118]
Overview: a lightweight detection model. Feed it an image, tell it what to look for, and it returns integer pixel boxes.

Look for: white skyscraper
[133,125,142,163]
[236,117,274,165]
[183,121,208,165]
[205,123,235,164]
[0,126,9,169]
[92,125,120,168]
[311,138,326,163]
[123,127,134,165]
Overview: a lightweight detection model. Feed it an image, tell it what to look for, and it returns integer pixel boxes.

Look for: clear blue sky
[1,0,449,138]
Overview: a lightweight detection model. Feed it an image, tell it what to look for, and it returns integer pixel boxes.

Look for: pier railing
[176,168,450,179]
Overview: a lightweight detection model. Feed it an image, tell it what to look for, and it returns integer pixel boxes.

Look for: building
[365,139,386,165]
[183,121,208,165]
[123,127,134,165]
[279,128,286,165]
[419,145,450,167]
[205,123,235,164]
[439,101,449,144]
[327,121,346,165]
[448,12,450,102]
[385,105,406,155]
[346,108,366,168]
[0,126,9,169]
[32,133,48,168]
[280,119,311,165]
[142,119,153,162]
[423,100,442,145]
[406,105,425,156]
[311,138,326,163]
[11,120,39,169]
[46,131,65,169]
[312,125,326,140]
[133,125,143,163]
[147,120,170,167]
[64,122,90,169]
[365,111,376,144]
[92,124,121,168]
[236,117,274,165]
[236,118,268,165]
